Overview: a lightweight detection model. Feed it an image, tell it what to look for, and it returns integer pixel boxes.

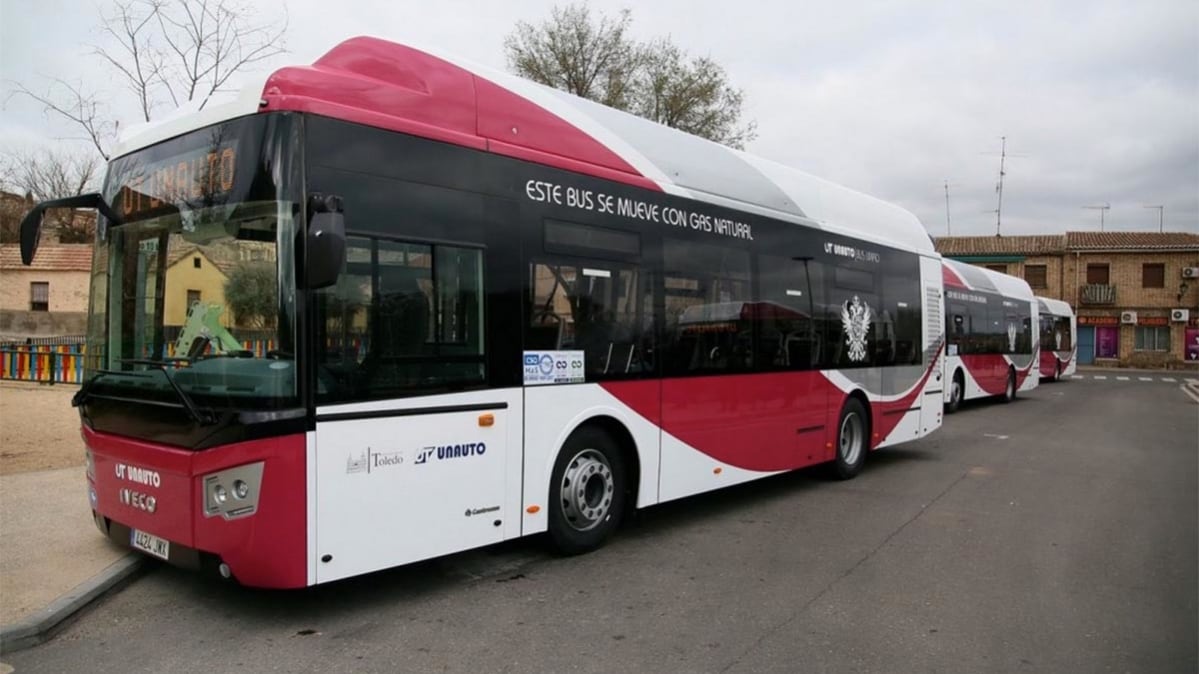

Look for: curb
[0,554,145,654]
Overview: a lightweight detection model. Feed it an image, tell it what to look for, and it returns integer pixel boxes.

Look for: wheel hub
[560,449,615,532]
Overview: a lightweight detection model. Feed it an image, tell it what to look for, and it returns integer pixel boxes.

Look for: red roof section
[936,231,1199,255]
[934,235,1064,255]
[260,36,659,192]
[0,244,92,271]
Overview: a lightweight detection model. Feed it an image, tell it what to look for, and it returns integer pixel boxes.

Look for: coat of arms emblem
[1007,323,1018,352]
[841,296,872,362]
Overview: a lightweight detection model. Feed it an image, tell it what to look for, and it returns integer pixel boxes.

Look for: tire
[1003,367,1017,403]
[547,426,627,555]
[946,370,964,414]
[829,397,869,480]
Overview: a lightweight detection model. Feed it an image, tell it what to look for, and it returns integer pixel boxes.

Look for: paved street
[5,378,1197,673]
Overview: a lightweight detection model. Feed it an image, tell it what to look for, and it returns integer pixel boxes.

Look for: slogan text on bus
[525,180,754,241]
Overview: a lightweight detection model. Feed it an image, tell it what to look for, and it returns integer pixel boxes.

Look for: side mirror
[307,193,346,289]
[19,208,45,265]
[17,193,121,265]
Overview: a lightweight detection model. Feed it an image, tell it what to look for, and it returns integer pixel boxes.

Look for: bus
[942,258,1039,412]
[1037,297,1077,381]
[19,37,945,588]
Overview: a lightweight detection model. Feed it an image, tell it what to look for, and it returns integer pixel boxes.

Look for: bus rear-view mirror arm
[306,193,346,289]
[19,193,122,265]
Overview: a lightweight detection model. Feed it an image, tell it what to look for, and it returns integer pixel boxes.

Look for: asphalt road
[5,377,1197,673]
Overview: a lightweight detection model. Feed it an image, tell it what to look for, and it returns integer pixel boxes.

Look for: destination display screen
[109,142,240,223]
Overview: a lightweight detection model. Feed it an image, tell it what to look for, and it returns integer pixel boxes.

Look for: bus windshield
[83,114,300,411]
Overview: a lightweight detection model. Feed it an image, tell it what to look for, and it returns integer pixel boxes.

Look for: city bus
[942,258,1039,412]
[19,37,944,588]
[1037,297,1077,381]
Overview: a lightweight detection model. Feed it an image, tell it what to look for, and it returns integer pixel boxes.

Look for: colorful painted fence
[0,341,90,384]
[1,336,283,384]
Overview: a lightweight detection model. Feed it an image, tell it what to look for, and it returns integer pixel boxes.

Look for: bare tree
[504,4,640,110]
[504,3,757,149]
[633,38,757,149]
[9,0,287,160]
[0,149,100,243]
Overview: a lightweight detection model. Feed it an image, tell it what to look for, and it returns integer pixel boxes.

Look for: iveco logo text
[115,463,161,487]
[414,442,487,464]
[119,488,157,513]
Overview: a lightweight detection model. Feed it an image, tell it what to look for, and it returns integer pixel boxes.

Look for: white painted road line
[1072,375,1086,380]
[1093,376,1107,380]
[1116,376,1130,381]
[1162,378,1176,382]
[1138,377,1153,381]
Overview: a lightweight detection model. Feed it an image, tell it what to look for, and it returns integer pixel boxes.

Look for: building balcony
[1080,283,1116,305]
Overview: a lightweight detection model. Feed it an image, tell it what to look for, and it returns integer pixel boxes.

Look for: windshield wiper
[119,359,216,425]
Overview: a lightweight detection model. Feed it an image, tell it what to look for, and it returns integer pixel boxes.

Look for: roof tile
[0,244,93,271]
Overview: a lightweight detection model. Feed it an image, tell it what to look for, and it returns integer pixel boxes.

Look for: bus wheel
[547,427,626,555]
[946,370,964,414]
[1003,368,1017,402]
[830,397,868,480]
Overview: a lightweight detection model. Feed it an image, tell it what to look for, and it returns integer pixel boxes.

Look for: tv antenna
[981,136,1026,236]
[1082,203,1111,231]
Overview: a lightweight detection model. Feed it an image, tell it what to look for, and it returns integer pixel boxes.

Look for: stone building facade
[0,244,92,338]
[936,232,1199,368]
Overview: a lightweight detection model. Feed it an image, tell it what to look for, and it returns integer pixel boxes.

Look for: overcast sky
[2,0,1196,237]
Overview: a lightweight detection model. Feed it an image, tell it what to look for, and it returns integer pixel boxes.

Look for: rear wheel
[829,397,869,480]
[1003,367,1017,402]
[547,427,627,555]
[946,370,964,414]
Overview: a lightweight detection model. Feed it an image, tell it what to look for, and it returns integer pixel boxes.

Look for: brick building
[0,244,93,338]
[936,232,1199,368]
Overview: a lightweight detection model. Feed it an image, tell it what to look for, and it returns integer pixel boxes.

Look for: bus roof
[1036,296,1075,318]
[942,258,1036,301]
[114,36,935,256]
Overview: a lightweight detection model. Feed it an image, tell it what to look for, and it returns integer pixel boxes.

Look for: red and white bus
[942,258,1039,412]
[1037,297,1077,381]
[20,37,944,588]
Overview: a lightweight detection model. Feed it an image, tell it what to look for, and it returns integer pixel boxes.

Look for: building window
[1142,263,1165,288]
[186,289,202,308]
[1024,264,1048,289]
[30,282,49,312]
[1086,264,1109,284]
[193,257,202,269]
[1134,326,1170,351]
[985,264,1008,274]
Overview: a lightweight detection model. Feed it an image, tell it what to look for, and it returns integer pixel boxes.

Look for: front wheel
[829,397,869,480]
[946,370,964,414]
[547,427,627,555]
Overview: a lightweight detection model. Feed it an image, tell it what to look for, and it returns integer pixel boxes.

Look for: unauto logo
[415,442,487,465]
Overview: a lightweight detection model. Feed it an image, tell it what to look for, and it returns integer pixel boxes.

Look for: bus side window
[315,236,485,404]
[662,239,752,376]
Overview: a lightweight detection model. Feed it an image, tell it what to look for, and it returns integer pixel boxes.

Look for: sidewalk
[0,468,141,650]
[0,382,144,652]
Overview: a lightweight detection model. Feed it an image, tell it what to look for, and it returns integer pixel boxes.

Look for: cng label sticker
[522,350,585,385]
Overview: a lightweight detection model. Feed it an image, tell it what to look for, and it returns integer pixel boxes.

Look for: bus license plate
[130,529,170,560]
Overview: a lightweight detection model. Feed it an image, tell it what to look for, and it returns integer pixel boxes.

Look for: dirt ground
[0,381,85,475]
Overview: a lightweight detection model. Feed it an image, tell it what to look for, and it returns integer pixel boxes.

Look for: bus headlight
[203,461,264,519]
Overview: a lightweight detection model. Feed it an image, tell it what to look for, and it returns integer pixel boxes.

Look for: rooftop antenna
[943,180,953,236]
[1143,204,1163,232]
[1082,202,1111,231]
[981,136,1025,237]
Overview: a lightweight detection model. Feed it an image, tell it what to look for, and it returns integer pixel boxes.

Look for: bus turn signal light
[713,467,723,475]
[478,414,494,427]
[526,505,540,514]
